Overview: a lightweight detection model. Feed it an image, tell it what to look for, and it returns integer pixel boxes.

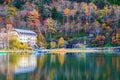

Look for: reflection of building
[0,55,37,74]
[13,29,37,44]
[14,55,37,74]
[0,55,7,74]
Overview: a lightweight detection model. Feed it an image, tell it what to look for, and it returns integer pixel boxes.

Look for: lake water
[0,52,120,80]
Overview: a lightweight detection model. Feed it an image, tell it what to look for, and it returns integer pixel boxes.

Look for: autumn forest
[0,0,120,49]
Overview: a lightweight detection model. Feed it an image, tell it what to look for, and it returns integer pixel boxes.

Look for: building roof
[14,28,37,35]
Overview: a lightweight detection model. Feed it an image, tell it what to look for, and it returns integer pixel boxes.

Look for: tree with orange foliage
[92,35,105,46]
[64,8,70,15]
[27,9,41,31]
[106,18,112,24]
[96,35,105,41]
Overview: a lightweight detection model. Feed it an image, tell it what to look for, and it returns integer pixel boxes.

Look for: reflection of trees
[36,54,86,80]
[58,54,65,65]
[37,55,46,69]
[112,55,120,71]
[35,53,120,80]
[6,53,33,80]
[3,53,120,80]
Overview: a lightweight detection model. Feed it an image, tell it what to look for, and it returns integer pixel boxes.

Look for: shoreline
[0,47,120,55]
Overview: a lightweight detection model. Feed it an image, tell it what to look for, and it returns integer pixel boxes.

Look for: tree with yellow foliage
[50,41,56,48]
[37,32,47,48]
[102,23,107,28]
[112,33,120,45]
[58,37,65,48]
[5,6,17,18]
[9,37,28,49]
[9,37,20,49]
[47,18,56,32]
[47,18,56,42]
[19,42,28,50]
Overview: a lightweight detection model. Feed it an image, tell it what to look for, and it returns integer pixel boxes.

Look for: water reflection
[0,52,120,80]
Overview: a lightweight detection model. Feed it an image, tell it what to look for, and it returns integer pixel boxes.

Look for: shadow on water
[0,52,120,80]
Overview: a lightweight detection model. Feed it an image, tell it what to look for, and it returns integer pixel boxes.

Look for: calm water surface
[0,52,120,80]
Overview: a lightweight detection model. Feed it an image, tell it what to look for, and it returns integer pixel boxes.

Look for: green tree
[13,0,26,9]
[0,0,4,4]
[107,0,120,5]
[94,0,106,9]
[51,7,63,22]
[118,19,120,27]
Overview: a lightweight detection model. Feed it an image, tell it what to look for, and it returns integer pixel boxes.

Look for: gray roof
[14,28,37,35]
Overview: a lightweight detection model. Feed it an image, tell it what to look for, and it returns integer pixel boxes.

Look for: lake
[0,52,120,80]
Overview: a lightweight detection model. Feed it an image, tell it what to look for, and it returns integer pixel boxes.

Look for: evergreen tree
[13,0,26,9]
[118,19,120,27]
[94,0,106,9]
[0,0,4,4]
[107,0,120,5]
[51,7,63,22]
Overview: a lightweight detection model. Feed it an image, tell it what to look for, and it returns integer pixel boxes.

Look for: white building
[0,28,37,49]
[12,28,37,44]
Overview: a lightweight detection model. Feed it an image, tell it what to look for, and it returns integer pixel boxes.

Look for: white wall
[18,33,37,44]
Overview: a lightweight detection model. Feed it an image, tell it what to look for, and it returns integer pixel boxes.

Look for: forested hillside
[0,0,120,48]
